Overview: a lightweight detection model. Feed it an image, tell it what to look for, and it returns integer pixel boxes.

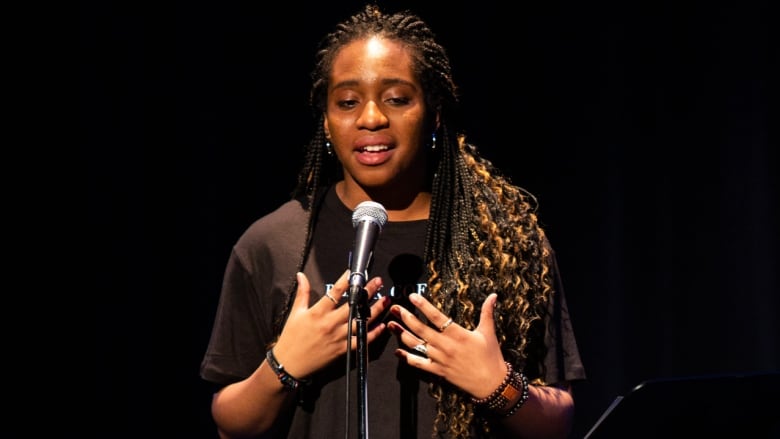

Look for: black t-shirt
[200,186,586,438]
[289,186,435,438]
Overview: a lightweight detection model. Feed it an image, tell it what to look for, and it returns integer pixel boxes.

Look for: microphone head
[351,201,388,230]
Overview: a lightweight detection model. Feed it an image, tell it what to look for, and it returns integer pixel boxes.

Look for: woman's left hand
[388,293,509,400]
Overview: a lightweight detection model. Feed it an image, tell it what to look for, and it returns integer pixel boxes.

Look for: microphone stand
[350,284,370,439]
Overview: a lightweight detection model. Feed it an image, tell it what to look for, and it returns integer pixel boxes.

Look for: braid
[427,136,553,438]
[290,4,554,438]
[277,124,336,336]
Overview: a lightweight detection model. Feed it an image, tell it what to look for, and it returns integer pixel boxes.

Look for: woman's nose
[356,101,389,129]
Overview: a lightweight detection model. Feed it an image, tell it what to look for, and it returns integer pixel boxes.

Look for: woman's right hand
[270,270,389,380]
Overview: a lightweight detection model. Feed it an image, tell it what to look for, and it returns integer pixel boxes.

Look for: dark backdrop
[81,1,776,437]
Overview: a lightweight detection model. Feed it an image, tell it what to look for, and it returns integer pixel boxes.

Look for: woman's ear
[322,115,331,139]
[426,111,440,135]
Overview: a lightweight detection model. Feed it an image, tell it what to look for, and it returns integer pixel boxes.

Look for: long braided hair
[283,4,555,438]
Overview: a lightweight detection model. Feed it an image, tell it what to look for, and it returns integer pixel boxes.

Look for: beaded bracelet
[266,348,311,391]
[499,371,529,418]
[470,361,514,407]
[470,361,530,417]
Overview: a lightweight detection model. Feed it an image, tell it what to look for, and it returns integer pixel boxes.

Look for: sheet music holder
[584,371,780,439]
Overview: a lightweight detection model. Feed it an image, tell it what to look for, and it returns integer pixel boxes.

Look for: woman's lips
[354,146,393,165]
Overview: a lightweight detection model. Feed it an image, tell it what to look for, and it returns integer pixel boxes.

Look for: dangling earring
[325,140,333,156]
[430,132,437,150]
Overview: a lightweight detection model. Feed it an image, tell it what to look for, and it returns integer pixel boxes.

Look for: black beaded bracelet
[471,361,514,407]
[266,348,310,391]
[499,371,529,418]
[470,361,530,417]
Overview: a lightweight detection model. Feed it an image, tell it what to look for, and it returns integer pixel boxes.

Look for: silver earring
[325,140,333,156]
[430,132,437,150]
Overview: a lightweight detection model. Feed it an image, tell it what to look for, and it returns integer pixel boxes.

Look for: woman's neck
[334,180,431,221]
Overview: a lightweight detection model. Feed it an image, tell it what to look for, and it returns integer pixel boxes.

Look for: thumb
[292,272,311,310]
[477,293,498,336]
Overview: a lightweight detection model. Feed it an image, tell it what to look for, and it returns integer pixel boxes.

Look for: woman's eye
[337,99,358,109]
[386,97,411,106]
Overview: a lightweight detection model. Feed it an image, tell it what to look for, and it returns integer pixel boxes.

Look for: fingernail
[387,321,402,334]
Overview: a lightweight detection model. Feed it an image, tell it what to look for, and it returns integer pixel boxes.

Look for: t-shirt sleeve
[199,247,274,385]
[199,200,309,386]
[542,245,587,385]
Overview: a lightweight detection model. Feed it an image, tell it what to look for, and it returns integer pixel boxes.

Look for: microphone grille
[352,201,388,229]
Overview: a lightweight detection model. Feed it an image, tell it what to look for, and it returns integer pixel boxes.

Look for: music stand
[584,371,780,438]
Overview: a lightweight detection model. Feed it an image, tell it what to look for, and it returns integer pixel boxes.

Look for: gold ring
[438,317,454,332]
[324,292,337,304]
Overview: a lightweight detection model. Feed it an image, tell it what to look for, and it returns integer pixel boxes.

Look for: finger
[364,276,384,299]
[408,293,454,332]
[323,290,339,305]
[387,320,427,352]
[366,277,390,320]
[334,268,350,287]
[389,302,440,346]
[388,322,439,373]
[320,269,350,307]
[476,293,498,336]
[393,342,434,368]
[364,317,388,344]
[292,272,312,311]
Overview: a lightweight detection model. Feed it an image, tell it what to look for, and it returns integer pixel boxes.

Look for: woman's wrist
[470,361,530,417]
[496,371,529,417]
[265,348,311,391]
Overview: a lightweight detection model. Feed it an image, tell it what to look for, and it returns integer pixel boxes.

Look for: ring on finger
[324,292,337,304]
[413,343,428,355]
[438,317,454,332]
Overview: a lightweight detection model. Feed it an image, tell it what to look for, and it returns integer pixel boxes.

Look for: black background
[81,0,776,437]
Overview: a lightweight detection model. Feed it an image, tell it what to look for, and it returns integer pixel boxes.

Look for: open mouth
[358,145,390,152]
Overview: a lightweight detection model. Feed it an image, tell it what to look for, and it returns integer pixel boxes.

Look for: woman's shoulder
[236,198,310,251]
[256,198,308,227]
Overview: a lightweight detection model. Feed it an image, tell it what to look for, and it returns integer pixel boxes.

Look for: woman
[200,4,585,438]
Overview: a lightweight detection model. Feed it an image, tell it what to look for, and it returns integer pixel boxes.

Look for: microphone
[348,201,388,305]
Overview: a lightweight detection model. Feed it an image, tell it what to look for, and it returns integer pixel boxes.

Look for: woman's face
[324,36,433,196]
